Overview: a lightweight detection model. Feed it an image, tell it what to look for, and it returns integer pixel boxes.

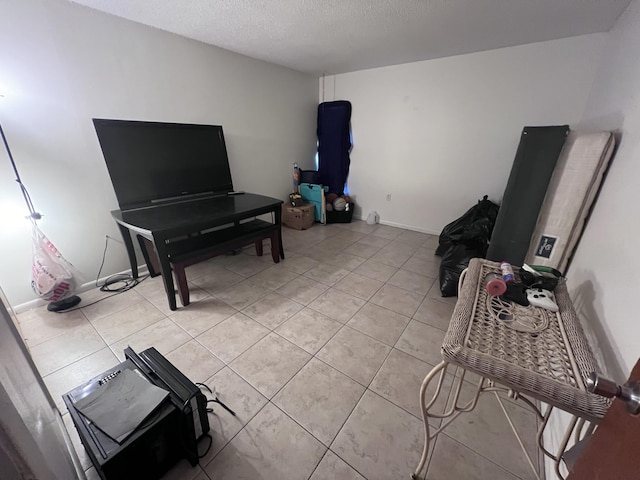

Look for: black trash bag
[439,244,484,297]
[435,195,500,256]
[437,195,500,297]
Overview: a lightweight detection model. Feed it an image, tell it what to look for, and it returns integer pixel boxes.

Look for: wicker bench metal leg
[411,361,596,480]
[412,361,450,479]
[412,362,495,479]
[412,361,542,479]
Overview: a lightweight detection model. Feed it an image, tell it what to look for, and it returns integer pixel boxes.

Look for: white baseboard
[13,265,149,314]
[351,214,441,236]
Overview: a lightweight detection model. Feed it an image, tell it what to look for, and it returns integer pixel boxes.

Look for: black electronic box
[63,347,209,480]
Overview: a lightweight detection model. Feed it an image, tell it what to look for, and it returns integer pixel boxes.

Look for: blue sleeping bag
[317,101,352,195]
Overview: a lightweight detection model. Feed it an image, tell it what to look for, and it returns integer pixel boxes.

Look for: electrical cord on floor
[197,434,213,458]
[61,235,149,312]
[181,390,216,459]
[196,382,212,393]
[96,235,149,293]
[197,382,237,417]
[165,381,236,460]
[207,398,236,416]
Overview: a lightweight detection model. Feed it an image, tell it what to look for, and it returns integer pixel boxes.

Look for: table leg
[274,206,285,259]
[255,240,264,257]
[117,223,138,278]
[153,236,177,311]
[173,264,190,307]
[270,229,280,263]
[413,361,450,479]
[137,235,161,277]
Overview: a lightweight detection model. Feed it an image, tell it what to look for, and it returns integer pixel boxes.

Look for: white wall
[0,0,317,307]
[544,1,640,477]
[571,0,640,379]
[320,35,606,233]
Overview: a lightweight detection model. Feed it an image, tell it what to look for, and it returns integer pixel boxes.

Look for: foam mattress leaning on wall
[487,125,570,266]
[525,131,615,273]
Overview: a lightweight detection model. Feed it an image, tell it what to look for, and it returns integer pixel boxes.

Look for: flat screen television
[93,119,234,210]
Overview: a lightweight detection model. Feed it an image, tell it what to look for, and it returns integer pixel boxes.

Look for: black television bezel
[93,118,234,211]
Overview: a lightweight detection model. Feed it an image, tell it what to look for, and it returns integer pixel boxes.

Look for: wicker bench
[412,258,610,480]
[139,219,279,307]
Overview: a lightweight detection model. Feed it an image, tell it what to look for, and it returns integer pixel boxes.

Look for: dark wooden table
[112,193,284,310]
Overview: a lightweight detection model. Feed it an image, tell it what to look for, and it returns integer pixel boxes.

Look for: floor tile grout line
[170,297,242,336]
[305,290,368,326]
[322,399,376,480]
[263,400,333,453]
[293,317,414,469]
[260,399,380,480]
[79,289,146,324]
[335,270,388,300]
[285,283,427,389]
[269,317,345,357]
[208,282,273,311]
[108,314,192,360]
[258,373,371,480]
[45,257,425,373]
[430,373,542,479]
[195,465,211,480]
[410,317,450,335]
[225,332,315,401]
[21,315,93,350]
[304,448,332,480]
[227,327,371,450]
[364,312,414,389]
[427,430,527,480]
[271,277,331,306]
[264,322,352,398]
[336,309,437,423]
[214,313,447,430]
[199,391,270,469]
[240,298,306,331]
[35,319,112,378]
[30,226,448,479]
[93,308,168,349]
[422,429,441,480]
[250,227,432,476]
[342,317,407,350]
[201,365,332,469]
[193,319,270,368]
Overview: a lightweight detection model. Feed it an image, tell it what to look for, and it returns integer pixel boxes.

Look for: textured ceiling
[70,0,631,75]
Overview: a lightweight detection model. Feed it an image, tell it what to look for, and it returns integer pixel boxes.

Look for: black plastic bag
[435,195,499,256]
[439,244,483,297]
[437,195,499,297]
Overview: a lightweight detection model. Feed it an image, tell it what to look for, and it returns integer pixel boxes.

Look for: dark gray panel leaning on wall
[486,125,570,266]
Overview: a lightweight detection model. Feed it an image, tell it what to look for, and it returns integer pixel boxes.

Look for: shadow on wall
[575,111,624,137]
[570,273,626,383]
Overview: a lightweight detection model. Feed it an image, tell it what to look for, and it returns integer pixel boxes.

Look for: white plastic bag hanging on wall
[31,224,80,302]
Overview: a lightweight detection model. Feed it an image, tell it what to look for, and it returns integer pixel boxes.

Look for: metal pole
[0,122,41,219]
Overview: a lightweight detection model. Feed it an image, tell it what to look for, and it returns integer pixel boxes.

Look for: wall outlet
[386,194,392,201]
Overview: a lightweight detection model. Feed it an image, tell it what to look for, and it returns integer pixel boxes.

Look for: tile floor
[18,220,542,480]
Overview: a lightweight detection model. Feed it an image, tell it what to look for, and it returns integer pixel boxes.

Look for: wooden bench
[139,219,280,307]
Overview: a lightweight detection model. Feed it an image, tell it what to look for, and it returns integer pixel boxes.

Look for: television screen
[93,119,234,210]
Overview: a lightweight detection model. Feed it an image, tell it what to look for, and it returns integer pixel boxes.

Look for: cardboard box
[282,203,315,230]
